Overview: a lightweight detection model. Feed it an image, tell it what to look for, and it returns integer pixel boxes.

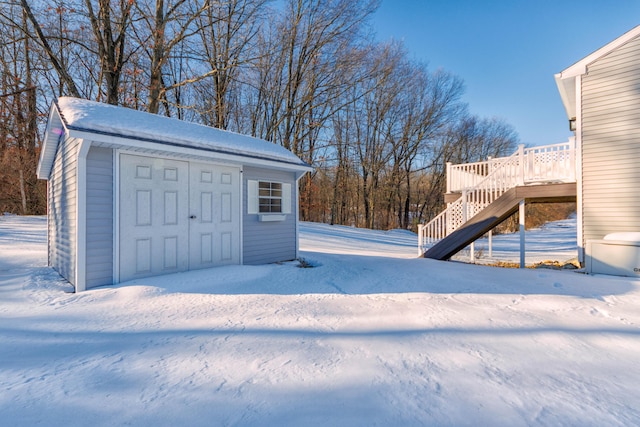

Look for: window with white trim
[259,181,282,212]
[247,180,291,215]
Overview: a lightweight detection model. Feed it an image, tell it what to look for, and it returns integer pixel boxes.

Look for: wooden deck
[423,182,576,260]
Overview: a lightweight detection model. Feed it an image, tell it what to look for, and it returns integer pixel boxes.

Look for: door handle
[190,215,197,219]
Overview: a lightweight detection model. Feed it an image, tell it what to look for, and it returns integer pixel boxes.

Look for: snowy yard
[1,215,639,426]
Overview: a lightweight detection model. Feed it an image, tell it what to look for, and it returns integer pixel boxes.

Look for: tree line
[0,0,518,230]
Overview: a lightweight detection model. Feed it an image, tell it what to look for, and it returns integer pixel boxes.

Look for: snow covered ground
[1,215,639,426]
[452,214,579,265]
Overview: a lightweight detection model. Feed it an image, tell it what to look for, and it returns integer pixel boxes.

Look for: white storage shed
[37,97,312,291]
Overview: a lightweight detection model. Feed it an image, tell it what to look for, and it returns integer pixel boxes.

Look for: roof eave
[554,72,576,120]
[555,24,640,120]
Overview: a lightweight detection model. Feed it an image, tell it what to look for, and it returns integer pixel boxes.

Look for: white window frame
[248,180,291,221]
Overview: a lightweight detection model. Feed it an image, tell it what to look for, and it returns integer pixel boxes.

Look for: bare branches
[133,0,213,113]
[0,85,35,98]
[0,3,45,214]
[0,0,520,227]
[19,0,81,97]
[84,0,134,104]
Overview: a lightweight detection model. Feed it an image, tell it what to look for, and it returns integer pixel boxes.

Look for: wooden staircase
[418,141,577,260]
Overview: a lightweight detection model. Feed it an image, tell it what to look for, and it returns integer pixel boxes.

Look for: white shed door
[119,154,240,282]
[188,162,240,269]
[119,154,189,281]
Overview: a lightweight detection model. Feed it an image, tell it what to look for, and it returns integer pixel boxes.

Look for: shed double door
[119,154,240,282]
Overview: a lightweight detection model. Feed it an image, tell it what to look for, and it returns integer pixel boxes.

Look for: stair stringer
[424,187,522,260]
[423,182,577,260]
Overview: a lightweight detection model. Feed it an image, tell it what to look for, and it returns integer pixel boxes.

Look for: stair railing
[418,140,576,255]
[418,149,521,255]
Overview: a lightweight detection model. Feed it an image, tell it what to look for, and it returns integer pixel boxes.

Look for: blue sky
[372,1,640,146]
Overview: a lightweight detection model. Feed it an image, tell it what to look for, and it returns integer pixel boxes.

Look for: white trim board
[74,139,92,292]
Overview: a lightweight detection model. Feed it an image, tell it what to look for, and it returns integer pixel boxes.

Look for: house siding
[48,136,80,285]
[243,167,297,264]
[581,35,640,246]
[85,146,113,288]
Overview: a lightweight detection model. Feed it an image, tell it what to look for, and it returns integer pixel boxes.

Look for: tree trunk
[147,0,166,114]
[19,169,27,214]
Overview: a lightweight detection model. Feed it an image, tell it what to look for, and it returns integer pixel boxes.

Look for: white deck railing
[418,140,576,255]
[447,141,576,193]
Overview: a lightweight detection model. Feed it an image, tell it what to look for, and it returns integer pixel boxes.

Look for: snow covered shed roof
[37,97,311,179]
[555,24,640,120]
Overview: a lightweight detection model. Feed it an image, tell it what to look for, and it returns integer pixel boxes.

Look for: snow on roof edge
[55,97,310,169]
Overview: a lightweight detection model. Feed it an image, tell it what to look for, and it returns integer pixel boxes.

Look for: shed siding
[85,146,113,288]
[581,35,640,245]
[243,167,297,264]
[48,136,80,285]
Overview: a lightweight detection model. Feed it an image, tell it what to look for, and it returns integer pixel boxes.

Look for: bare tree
[247,0,377,146]
[388,65,465,228]
[0,3,44,214]
[196,0,265,129]
[351,43,404,228]
[84,0,134,105]
[18,0,81,97]
[133,0,216,114]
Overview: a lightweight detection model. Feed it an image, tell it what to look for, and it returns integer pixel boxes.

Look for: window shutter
[247,180,258,214]
[282,183,291,214]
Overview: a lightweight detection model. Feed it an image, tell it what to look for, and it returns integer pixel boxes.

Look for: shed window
[248,180,291,215]
[259,181,282,213]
